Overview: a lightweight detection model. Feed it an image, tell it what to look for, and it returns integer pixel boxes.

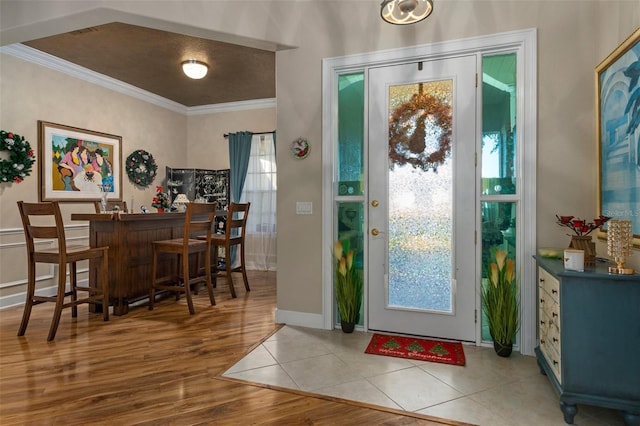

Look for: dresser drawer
[539,267,559,304]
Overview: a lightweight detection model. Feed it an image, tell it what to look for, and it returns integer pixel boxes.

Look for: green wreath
[1,130,36,184]
[389,91,452,172]
[126,149,157,188]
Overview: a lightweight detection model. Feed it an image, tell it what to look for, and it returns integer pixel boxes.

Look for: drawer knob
[553,360,558,366]
[552,312,558,318]
[552,289,558,295]
[553,337,558,343]
[540,320,546,325]
[540,298,545,303]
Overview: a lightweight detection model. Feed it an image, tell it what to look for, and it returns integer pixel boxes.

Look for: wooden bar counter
[71,212,189,315]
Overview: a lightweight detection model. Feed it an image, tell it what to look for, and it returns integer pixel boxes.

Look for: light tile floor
[223,325,628,426]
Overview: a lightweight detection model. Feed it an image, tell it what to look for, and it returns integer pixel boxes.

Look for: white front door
[368,56,477,341]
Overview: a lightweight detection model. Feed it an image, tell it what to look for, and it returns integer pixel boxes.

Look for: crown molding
[0,43,275,116]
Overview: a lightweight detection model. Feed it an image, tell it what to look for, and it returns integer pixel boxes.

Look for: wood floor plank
[0,271,469,425]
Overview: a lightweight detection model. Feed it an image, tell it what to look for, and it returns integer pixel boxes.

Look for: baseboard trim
[274,309,328,330]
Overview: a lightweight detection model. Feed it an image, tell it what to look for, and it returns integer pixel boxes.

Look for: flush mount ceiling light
[380,0,433,25]
[181,59,208,79]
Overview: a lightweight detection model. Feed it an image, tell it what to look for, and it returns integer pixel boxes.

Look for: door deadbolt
[371,228,380,236]
[371,200,379,207]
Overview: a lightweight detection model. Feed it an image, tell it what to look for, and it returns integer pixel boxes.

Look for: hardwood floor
[0,271,467,425]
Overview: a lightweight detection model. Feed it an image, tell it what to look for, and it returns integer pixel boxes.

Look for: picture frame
[38,121,122,202]
[596,27,640,245]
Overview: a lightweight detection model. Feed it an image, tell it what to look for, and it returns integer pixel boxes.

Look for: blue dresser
[534,256,640,425]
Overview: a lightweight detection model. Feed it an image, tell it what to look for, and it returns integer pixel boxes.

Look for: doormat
[365,333,466,366]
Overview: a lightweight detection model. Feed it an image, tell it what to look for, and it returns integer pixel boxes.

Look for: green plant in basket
[333,239,363,327]
[482,247,520,356]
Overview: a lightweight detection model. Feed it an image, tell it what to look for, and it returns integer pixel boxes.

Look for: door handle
[371,228,380,236]
[371,200,379,207]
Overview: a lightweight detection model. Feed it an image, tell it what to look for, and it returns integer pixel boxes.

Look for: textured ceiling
[24,22,276,107]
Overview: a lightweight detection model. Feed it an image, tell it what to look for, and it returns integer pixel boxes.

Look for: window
[240,133,277,271]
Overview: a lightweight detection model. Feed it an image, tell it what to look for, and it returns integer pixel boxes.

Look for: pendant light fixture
[380,0,433,25]
[181,59,208,79]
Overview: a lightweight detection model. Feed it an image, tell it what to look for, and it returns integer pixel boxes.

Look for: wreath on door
[0,130,36,184]
[388,92,452,172]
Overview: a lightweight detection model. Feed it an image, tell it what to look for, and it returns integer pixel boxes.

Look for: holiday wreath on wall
[0,130,36,184]
[388,91,452,172]
[125,149,157,188]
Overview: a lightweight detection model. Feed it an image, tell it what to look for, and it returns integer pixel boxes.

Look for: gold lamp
[380,0,433,25]
[607,219,634,274]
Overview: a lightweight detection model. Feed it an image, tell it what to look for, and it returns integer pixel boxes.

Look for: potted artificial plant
[482,247,520,357]
[333,240,363,333]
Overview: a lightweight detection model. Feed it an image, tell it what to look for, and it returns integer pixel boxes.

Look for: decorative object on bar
[151,186,171,213]
[126,149,157,188]
[99,183,111,213]
[0,129,35,184]
[172,193,190,213]
[181,59,208,79]
[607,219,635,275]
[555,214,610,266]
[380,0,433,25]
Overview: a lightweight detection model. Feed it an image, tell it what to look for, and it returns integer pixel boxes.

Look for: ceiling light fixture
[380,0,433,25]
[181,59,208,79]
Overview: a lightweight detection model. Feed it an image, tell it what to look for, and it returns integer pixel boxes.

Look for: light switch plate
[296,201,313,215]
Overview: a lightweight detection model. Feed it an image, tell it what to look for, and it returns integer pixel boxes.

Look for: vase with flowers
[151,186,171,213]
[556,215,610,265]
[333,239,363,333]
[482,247,520,357]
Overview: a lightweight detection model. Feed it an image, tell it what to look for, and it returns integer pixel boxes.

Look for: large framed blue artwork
[596,27,640,245]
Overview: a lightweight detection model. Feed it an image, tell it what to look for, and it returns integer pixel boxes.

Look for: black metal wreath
[388,92,452,172]
[126,149,157,188]
[0,130,36,184]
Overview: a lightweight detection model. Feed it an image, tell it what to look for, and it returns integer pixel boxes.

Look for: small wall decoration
[38,121,122,202]
[0,130,36,184]
[126,149,157,188]
[291,137,310,159]
[596,27,640,244]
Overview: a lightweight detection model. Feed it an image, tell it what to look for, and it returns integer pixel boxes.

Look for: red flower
[27,149,34,157]
[556,214,610,236]
[559,215,574,224]
[14,176,22,183]
[7,132,13,139]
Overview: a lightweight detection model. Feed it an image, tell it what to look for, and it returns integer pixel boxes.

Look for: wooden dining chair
[93,200,128,213]
[209,202,251,298]
[148,202,217,314]
[17,201,110,341]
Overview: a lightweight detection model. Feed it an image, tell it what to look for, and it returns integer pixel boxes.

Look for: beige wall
[273,1,640,314]
[187,109,276,170]
[1,1,639,316]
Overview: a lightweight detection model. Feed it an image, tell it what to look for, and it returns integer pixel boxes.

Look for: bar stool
[208,202,251,298]
[148,202,217,314]
[17,201,110,341]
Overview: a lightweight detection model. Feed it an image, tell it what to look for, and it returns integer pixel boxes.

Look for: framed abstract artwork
[596,27,640,244]
[38,121,122,202]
